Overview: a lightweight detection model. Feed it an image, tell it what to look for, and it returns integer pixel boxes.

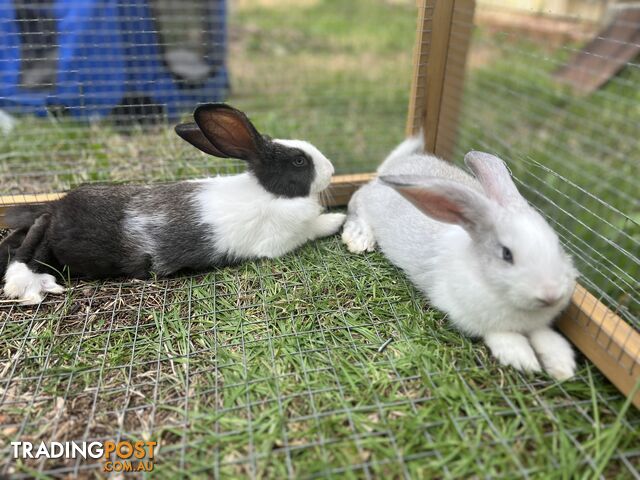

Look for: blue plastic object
[0,0,227,120]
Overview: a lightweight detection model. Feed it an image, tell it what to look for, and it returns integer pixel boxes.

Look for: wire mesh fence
[0,0,411,197]
[1,0,639,478]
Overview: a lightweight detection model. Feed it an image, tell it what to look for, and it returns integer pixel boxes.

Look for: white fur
[309,213,349,239]
[342,190,376,253]
[343,135,578,380]
[528,327,576,380]
[273,139,335,193]
[194,173,344,261]
[484,332,541,372]
[3,261,65,305]
[123,211,167,258]
[341,217,376,253]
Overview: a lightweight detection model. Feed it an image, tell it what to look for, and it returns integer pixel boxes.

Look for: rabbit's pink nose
[536,292,562,307]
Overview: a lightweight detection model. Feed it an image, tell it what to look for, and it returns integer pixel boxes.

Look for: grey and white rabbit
[342,134,578,380]
[1,103,345,305]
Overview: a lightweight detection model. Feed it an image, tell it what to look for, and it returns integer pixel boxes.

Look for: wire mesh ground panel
[2,239,639,478]
[1,0,639,478]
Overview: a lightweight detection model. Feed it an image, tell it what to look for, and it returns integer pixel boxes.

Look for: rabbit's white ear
[464,151,525,207]
[379,175,494,235]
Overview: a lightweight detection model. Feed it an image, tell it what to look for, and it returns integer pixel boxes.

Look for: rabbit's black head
[175,104,334,198]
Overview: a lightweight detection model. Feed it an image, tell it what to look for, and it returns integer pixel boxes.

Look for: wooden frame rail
[558,286,640,408]
[407,0,476,160]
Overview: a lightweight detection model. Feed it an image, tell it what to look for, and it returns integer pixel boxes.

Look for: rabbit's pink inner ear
[393,186,468,226]
[195,107,262,162]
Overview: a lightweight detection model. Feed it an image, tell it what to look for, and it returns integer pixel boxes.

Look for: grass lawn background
[1,0,638,477]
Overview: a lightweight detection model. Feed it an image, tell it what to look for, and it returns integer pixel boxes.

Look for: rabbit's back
[124,182,232,276]
[43,183,207,278]
[378,152,481,191]
[358,151,483,291]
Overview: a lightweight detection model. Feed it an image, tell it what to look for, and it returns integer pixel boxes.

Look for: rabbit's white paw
[4,262,35,299]
[40,273,66,294]
[3,262,64,305]
[20,291,44,306]
[312,213,347,238]
[484,332,541,373]
[529,328,575,381]
[341,217,376,253]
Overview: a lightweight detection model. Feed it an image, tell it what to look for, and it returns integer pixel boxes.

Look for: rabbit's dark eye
[502,246,514,264]
[292,156,307,167]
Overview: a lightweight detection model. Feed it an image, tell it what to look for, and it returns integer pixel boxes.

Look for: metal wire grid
[0,0,412,197]
[0,0,232,195]
[0,0,639,477]
[0,239,638,478]
[446,2,639,371]
[2,1,226,108]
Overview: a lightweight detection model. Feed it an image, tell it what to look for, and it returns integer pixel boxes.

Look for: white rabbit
[342,134,578,380]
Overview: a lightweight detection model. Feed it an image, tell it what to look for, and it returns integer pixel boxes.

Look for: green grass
[2,238,638,478]
[1,0,639,478]
[217,0,416,175]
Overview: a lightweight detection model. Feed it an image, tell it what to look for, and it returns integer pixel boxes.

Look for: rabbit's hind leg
[0,228,28,278]
[3,214,64,305]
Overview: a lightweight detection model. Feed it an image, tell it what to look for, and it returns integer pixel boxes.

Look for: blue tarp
[0,0,227,119]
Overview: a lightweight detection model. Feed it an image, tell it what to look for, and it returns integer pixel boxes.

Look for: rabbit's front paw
[484,332,541,373]
[529,328,575,381]
[341,217,376,253]
[313,213,347,238]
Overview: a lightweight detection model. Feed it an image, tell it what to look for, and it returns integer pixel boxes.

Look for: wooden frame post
[407,0,476,160]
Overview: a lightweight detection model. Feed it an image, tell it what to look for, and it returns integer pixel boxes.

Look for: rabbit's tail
[0,230,25,279]
[387,130,425,163]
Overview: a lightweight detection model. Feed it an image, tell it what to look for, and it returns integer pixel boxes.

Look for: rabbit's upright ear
[464,151,525,207]
[175,122,229,157]
[194,103,265,162]
[379,175,495,236]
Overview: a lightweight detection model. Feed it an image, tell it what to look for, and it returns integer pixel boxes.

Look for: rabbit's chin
[510,296,571,316]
